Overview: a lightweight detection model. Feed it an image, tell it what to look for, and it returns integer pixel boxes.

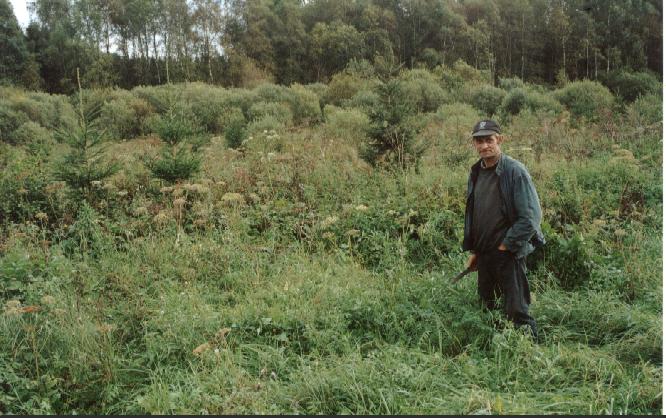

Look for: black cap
[472,120,501,137]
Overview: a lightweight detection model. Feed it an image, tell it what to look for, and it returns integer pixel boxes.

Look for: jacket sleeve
[502,171,542,254]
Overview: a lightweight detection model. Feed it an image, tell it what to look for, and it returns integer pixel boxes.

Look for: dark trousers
[477,249,538,338]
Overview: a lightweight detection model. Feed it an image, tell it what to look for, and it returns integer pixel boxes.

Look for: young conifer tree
[362,79,426,170]
[145,94,202,184]
[54,68,119,204]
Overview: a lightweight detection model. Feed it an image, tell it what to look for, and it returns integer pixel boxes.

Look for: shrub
[435,59,488,93]
[500,88,528,116]
[79,88,154,139]
[500,88,563,118]
[220,88,259,118]
[498,77,525,91]
[398,69,449,112]
[599,70,661,103]
[304,82,327,108]
[545,227,593,290]
[149,103,199,146]
[343,89,380,111]
[525,90,563,115]
[0,146,54,224]
[344,58,376,79]
[433,102,482,143]
[11,121,53,147]
[323,73,365,107]
[98,97,144,140]
[246,115,286,136]
[132,85,173,112]
[554,80,615,121]
[221,107,247,149]
[182,83,230,133]
[469,85,506,117]
[248,101,293,126]
[0,101,29,143]
[21,91,77,131]
[288,83,322,125]
[430,102,481,166]
[253,83,291,103]
[322,106,371,144]
[60,201,113,258]
[625,92,662,127]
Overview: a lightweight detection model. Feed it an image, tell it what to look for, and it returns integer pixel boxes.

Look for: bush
[469,85,506,117]
[500,88,563,118]
[248,101,293,126]
[288,84,322,125]
[344,58,376,79]
[220,88,259,118]
[132,84,181,113]
[554,80,615,121]
[343,89,380,111]
[304,82,328,107]
[433,102,482,143]
[498,77,525,91]
[246,115,286,136]
[540,226,594,290]
[253,83,291,103]
[0,101,29,143]
[500,88,528,116]
[100,98,148,140]
[150,105,199,146]
[430,102,481,166]
[182,83,230,133]
[323,73,366,107]
[625,92,662,127]
[322,106,371,144]
[221,107,247,149]
[0,146,54,224]
[76,88,154,140]
[599,70,661,103]
[525,90,563,115]
[398,69,449,112]
[11,121,53,147]
[20,91,77,131]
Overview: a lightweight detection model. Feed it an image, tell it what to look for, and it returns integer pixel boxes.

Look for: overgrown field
[0,64,662,414]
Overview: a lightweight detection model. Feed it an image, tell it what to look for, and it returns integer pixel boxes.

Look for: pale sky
[9,0,29,29]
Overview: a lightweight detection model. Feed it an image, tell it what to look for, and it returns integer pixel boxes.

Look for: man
[463,119,545,339]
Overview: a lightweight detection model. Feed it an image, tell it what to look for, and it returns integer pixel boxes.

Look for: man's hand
[498,243,508,251]
[466,253,478,272]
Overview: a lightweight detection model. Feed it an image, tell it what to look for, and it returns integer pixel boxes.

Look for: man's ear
[496,134,505,145]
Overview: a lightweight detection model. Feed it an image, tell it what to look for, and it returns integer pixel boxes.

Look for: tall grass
[0,71,661,414]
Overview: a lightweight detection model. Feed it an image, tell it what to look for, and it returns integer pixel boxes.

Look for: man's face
[472,134,503,160]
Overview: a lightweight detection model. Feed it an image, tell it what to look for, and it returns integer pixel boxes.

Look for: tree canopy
[2,0,661,93]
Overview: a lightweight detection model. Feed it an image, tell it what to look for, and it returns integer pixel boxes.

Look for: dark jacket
[463,153,545,259]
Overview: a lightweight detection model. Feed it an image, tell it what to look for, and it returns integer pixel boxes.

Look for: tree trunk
[562,36,566,74]
[165,32,170,84]
[153,32,161,84]
[520,12,525,80]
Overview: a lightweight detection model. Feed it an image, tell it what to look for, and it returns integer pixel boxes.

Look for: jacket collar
[471,153,506,179]
[495,153,506,176]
